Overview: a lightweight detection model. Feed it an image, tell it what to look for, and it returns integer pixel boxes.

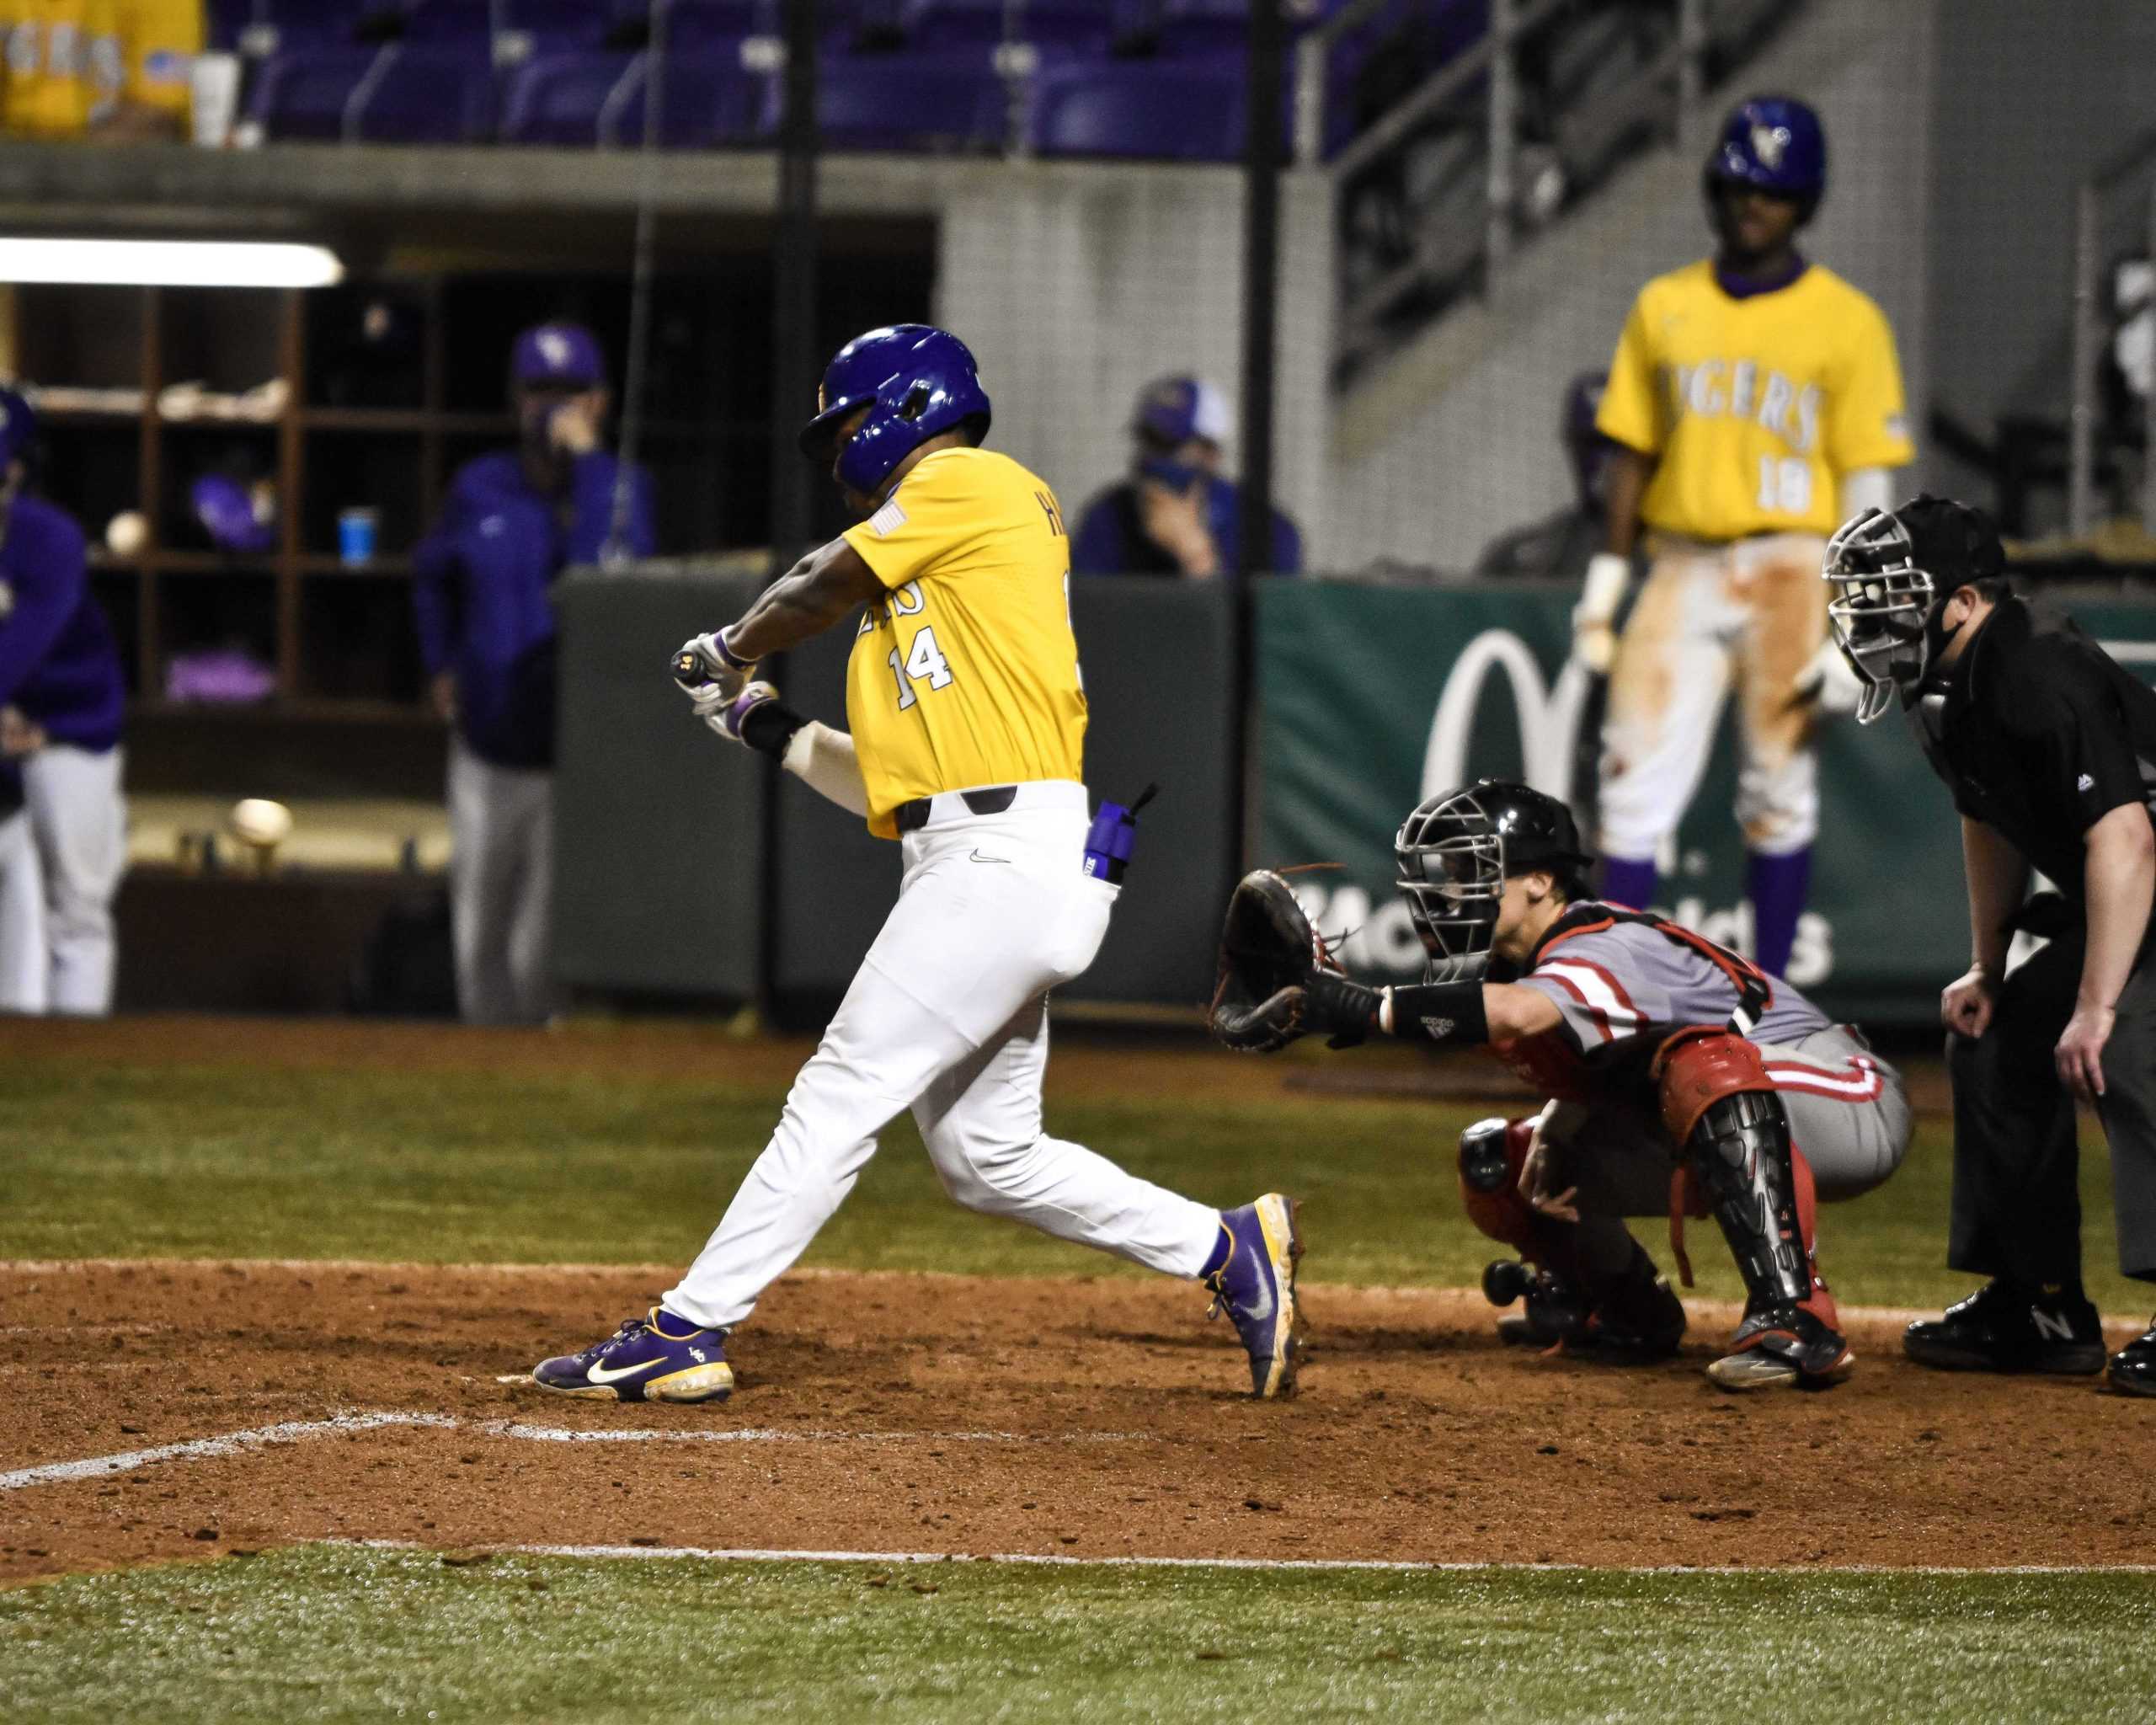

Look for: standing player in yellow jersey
[1576,96,1913,980]
[3,0,195,139]
[533,325,1305,1404]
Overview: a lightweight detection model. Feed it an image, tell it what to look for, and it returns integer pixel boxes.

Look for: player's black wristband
[1303,969,1383,1047]
[738,699,811,761]
[1385,980,1488,1047]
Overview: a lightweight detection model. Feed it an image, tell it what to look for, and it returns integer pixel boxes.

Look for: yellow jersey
[841,445,1088,840]
[3,0,195,138]
[1596,259,1913,541]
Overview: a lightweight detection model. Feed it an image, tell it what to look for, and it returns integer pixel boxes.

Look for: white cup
[190,53,242,148]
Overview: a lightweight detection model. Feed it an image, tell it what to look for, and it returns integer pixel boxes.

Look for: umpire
[1825,494,2156,1396]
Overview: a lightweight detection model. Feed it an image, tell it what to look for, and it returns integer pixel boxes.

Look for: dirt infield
[5,1259,2150,1586]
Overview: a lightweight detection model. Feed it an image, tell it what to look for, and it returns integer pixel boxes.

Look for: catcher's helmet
[1396,780,1593,980]
[0,387,38,475]
[1703,95,1826,221]
[798,323,992,497]
[1823,494,2005,724]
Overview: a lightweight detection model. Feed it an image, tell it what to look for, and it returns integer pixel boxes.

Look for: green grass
[3,1543,2153,1724]
[2,1053,2148,1316]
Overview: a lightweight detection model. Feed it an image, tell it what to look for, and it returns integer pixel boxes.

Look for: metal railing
[2068,128,2156,538]
[1326,0,1796,378]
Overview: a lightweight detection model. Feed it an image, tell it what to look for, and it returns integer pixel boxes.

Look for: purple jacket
[412,449,654,770]
[1,495,124,754]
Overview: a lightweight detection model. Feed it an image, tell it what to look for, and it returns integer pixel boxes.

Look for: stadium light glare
[0,238,344,288]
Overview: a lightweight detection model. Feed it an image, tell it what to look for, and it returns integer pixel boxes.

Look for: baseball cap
[1133,376,1230,447]
[512,322,606,390]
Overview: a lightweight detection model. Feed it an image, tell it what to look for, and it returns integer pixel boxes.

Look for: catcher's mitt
[1209,869,1324,1053]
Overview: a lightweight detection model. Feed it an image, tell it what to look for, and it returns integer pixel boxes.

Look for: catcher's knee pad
[1653,1026,1772,1146]
[1456,1115,1543,1258]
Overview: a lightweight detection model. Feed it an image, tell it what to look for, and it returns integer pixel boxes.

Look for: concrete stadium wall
[934,164,1335,551]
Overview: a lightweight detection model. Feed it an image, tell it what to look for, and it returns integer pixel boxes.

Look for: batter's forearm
[1600,446,1655,558]
[2079,805,2155,1010]
[725,540,882,661]
[1961,818,2029,975]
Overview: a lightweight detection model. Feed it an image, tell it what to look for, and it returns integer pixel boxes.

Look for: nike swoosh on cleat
[585,1357,666,1386]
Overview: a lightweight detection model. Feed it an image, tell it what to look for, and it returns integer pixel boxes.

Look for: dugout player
[1825,495,2156,1397]
[0,387,126,1015]
[412,323,654,1026]
[531,324,1304,1404]
[1578,94,1912,980]
[2,0,200,140]
[1210,779,1910,1391]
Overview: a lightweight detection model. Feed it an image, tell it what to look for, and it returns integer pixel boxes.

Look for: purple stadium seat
[499,46,766,146]
[225,1,376,56]
[1028,58,1244,159]
[248,44,496,142]
[783,51,1009,152]
[903,0,1121,52]
[402,0,615,51]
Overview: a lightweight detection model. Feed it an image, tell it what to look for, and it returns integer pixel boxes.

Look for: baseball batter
[1577,94,1913,979]
[1211,780,1911,1390]
[533,323,1303,1404]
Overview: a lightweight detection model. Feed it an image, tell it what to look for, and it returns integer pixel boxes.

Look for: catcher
[1211,779,1911,1390]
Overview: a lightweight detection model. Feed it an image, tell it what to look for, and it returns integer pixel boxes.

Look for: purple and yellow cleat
[532,1307,734,1404]
[1205,1194,1305,1399]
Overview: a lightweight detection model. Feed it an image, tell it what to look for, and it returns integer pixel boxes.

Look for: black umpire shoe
[1903,1279,2105,1375]
[2108,1322,2156,1398]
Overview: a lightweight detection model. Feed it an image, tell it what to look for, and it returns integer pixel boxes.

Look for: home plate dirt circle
[5,1260,2153,1585]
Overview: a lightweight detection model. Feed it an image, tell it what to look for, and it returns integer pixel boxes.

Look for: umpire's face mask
[1825,506,1936,724]
[1396,791,1503,983]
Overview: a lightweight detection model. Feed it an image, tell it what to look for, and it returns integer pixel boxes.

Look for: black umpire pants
[1947,926,2156,1286]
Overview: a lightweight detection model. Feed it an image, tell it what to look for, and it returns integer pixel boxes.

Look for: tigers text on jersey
[3,0,196,136]
[841,446,1087,839]
[1596,260,1913,541]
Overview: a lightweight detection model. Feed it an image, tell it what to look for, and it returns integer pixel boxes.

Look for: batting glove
[672,630,756,710]
[706,680,780,745]
[1571,553,1630,675]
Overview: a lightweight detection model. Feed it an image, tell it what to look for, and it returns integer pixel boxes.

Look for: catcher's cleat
[1577,1272,1687,1363]
[532,1307,734,1404]
[1205,1194,1305,1398]
[1705,1305,1853,1391]
[1903,1279,2105,1375]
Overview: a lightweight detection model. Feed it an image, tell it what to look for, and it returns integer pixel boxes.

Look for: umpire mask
[1824,496,2004,724]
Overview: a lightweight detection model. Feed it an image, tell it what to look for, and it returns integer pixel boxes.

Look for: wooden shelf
[294,553,417,577]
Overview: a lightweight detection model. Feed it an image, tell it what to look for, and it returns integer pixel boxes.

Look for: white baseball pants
[21,742,126,1015]
[0,806,43,1012]
[447,736,560,1026]
[665,780,1223,1333]
[1598,531,1828,860]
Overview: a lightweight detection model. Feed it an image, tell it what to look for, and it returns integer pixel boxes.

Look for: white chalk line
[0,1413,1146,1493]
[339,1539,2156,1579]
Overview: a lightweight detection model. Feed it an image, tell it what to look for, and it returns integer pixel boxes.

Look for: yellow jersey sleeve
[841,451,987,591]
[1595,288,1664,456]
[1825,294,1914,473]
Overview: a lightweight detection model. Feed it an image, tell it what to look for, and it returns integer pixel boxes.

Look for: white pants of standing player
[0,807,43,1012]
[664,781,1223,1333]
[1598,532,1827,861]
[447,735,559,1026]
[18,743,126,1015]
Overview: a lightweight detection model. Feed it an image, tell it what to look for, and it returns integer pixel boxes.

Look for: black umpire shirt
[1907,595,2156,900]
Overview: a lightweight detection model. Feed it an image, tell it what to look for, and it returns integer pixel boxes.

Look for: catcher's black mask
[1395,780,1591,981]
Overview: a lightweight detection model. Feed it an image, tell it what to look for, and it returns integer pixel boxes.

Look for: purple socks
[1599,854,1659,911]
[1747,846,1812,979]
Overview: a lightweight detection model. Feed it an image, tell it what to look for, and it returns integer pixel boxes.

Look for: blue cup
[338,507,379,567]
